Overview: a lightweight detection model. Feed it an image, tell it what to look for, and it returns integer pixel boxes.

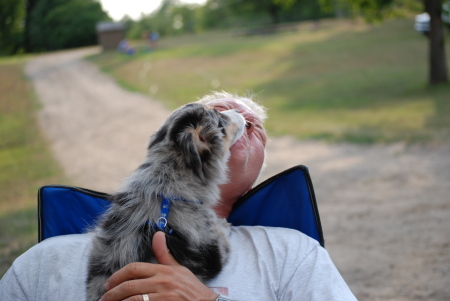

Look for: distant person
[142,31,159,51]
[118,39,136,55]
[148,31,159,49]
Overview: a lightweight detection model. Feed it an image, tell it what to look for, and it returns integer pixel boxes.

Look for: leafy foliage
[0,0,26,55]
[126,0,199,39]
[200,0,332,27]
[27,0,110,51]
[126,0,333,40]
[1,0,110,54]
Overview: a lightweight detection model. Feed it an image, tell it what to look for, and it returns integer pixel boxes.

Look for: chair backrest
[38,165,324,247]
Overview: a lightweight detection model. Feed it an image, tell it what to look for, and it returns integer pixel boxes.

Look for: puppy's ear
[177,127,211,170]
[148,124,168,149]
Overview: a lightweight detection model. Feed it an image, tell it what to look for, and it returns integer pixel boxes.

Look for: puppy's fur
[86,103,245,301]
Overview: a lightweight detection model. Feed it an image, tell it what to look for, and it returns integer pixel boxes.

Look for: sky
[99,0,207,21]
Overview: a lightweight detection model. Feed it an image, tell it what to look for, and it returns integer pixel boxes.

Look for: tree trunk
[24,0,38,52]
[268,3,280,24]
[425,0,449,84]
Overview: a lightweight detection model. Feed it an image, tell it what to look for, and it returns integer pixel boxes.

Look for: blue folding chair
[38,165,324,247]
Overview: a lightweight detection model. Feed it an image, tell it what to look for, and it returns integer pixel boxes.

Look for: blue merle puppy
[86,103,245,301]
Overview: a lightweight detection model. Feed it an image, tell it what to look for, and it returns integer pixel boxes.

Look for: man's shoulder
[229,225,320,258]
[231,225,319,243]
[13,234,92,267]
[1,234,92,300]
[36,233,92,249]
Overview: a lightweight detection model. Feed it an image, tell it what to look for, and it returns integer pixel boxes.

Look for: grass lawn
[0,57,63,277]
[89,18,450,143]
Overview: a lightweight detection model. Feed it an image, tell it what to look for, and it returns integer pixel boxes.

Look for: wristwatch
[215,295,236,301]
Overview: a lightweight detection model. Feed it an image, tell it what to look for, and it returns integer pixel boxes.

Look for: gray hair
[196,91,267,123]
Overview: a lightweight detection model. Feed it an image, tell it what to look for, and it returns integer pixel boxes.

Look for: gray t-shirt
[0,226,357,300]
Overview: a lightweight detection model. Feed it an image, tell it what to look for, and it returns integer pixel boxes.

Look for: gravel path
[26,47,450,300]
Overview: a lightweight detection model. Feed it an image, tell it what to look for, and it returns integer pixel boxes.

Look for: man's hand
[100,232,219,301]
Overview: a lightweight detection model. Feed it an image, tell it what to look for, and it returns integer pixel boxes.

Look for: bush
[28,0,110,51]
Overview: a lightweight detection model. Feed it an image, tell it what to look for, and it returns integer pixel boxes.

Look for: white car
[414,2,450,34]
[414,12,430,33]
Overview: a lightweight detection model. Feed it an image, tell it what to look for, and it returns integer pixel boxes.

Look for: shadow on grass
[254,19,450,143]
[425,84,450,140]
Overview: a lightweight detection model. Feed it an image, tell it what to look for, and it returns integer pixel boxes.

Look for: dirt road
[25,47,450,300]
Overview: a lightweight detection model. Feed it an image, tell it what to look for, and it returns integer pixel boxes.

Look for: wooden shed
[96,22,125,51]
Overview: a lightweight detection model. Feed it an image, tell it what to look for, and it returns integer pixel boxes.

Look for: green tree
[26,0,110,51]
[199,0,235,29]
[217,0,288,24]
[171,5,198,34]
[27,0,68,51]
[127,0,201,39]
[44,0,110,49]
[199,0,331,29]
[0,0,26,55]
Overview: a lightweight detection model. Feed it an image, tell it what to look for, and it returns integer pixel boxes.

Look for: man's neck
[213,200,236,219]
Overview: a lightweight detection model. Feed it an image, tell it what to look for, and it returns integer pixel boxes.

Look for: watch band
[215,295,236,301]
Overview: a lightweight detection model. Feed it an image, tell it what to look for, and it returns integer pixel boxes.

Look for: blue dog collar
[155,196,171,233]
[153,195,203,234]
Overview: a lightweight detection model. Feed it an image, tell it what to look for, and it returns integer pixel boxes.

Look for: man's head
[197,92,268,216]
